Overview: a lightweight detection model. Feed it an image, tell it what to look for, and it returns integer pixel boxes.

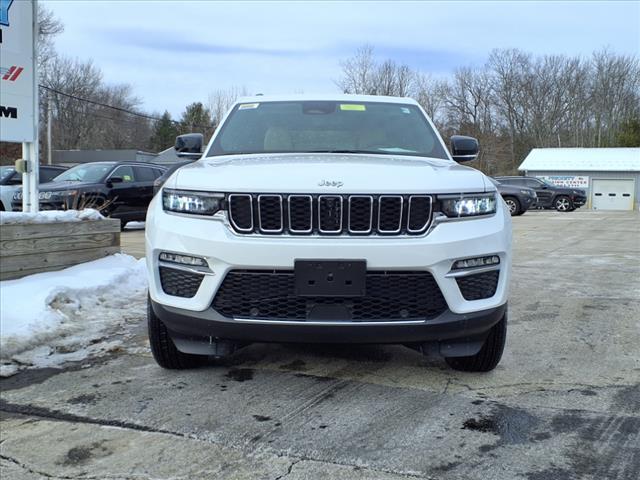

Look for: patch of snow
[124,221,145,230]
[0,208,104,225]
[0,254,147,376]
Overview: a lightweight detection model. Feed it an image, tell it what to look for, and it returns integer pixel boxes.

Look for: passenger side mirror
[175,133,204,159]
[450,135,479,163]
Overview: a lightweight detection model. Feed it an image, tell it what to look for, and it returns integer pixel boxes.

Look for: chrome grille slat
[288,195,313,233]
[407,195,433,233]
[228,194,254,233]
[318,195,343,233]
[257,195,283,233]
[227,194,433,236]
[348,195,373,234]
[377,195,403,233]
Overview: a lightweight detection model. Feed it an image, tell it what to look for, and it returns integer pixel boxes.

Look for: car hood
[38,181,102,192]
[173,153,490,194]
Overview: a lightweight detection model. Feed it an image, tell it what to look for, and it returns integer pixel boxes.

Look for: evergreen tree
[179,102,213,139]
[149,111,179,152]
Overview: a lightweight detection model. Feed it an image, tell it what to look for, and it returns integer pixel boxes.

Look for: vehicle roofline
[233,94,420,105]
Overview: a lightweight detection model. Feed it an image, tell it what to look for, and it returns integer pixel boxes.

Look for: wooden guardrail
[0,219,121,280]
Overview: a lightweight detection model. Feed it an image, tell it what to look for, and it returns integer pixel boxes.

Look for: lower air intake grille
[456,270,499,300]
[159,266,204,298]
[212,270,448,321]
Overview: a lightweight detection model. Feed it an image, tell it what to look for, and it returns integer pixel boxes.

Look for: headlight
[38,191,53,200]
[13,191,22,201]
[520,189,531,195]
[162,189,223,215]
[439,193,497,217]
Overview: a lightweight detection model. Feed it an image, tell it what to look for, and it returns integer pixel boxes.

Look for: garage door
[592,179,635,210]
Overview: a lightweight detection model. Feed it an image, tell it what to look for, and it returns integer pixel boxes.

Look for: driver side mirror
[175,133,204,159]
[450,135,479,163]
[107,177,123,187]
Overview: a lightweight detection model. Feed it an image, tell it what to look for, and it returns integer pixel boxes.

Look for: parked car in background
[1,165,67,211]
[495,176,587,212]
[489,177,537,216]
[153,160,195,195]
[12,161,166,228]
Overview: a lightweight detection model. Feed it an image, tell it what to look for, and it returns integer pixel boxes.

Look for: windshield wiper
[302,150,384,154]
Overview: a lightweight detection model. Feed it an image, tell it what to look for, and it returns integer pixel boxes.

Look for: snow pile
[0,254,147,376]
[0,208,104,225]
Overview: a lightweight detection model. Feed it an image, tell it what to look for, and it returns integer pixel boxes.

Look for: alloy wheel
[555,197,571,211]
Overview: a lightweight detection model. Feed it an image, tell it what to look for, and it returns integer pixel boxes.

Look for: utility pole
[47,95,52,165]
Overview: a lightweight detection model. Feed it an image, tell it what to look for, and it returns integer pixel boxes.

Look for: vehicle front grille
[212,270,448,321]
[456,270,499,300]
[159,266,204,298]
[226,194,433,236]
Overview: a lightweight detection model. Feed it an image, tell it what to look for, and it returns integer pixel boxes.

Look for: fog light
[159,252,207,267]
[453,255,500,270]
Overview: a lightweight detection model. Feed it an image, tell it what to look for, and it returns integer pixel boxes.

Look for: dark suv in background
[489,177,537,216]
[12,161,166,228]
[495,176,587,212]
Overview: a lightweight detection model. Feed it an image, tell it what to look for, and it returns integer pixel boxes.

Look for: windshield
[53,163,114,183]
[207,101,449,159]
[0,166,16,183]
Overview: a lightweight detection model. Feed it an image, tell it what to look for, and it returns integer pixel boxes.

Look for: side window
[134,166,156,182]
[153,168,166,179]
[39,168,62,183]
[5,172,22,185]
[111,166,136,183]
[526,179,542,188]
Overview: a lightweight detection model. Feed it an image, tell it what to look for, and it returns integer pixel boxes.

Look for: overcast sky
[44,0,640,117]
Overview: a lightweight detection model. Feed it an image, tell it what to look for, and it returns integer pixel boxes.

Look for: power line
[39,84,211,130]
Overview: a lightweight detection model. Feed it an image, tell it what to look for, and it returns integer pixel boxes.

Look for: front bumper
[572,195,587,207]
[151,298,507,355]
[146,192,512,347]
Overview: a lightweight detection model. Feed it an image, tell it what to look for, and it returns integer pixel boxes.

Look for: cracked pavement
[1,210,639,479]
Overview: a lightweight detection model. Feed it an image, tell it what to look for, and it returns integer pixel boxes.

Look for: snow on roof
[519,148,640,172]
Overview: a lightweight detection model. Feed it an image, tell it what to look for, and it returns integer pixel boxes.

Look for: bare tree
[208,86,249,129]
[336,45,378,94]
[37,4,64,72]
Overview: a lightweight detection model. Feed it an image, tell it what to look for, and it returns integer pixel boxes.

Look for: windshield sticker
[339,104,366,111]
[401,107,411,114]
[239,103,260,110]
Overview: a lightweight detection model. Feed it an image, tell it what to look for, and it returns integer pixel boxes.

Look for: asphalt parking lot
[1,210,639,480]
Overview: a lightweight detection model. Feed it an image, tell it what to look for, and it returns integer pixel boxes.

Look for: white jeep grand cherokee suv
[146,95,511,372]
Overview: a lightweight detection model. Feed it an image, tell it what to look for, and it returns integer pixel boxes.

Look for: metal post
[47,95,52,165]
[23,0,39,212]
[21,143,31,212]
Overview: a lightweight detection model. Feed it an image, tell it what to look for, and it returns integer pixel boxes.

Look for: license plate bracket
[294,260,366,297]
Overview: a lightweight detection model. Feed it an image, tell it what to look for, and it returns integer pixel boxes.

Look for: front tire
[445,313,507,372]
[503,196,520,216]
[147,299,206,369]
[554,195,573,212]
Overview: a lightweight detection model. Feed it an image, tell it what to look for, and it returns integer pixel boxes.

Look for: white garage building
[519,148,640,211]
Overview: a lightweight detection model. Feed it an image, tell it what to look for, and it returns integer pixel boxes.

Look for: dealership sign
[537,175,590,189]
[0,0,35,142]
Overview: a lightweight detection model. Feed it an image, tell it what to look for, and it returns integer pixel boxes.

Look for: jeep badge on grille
[318,180,343,188]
